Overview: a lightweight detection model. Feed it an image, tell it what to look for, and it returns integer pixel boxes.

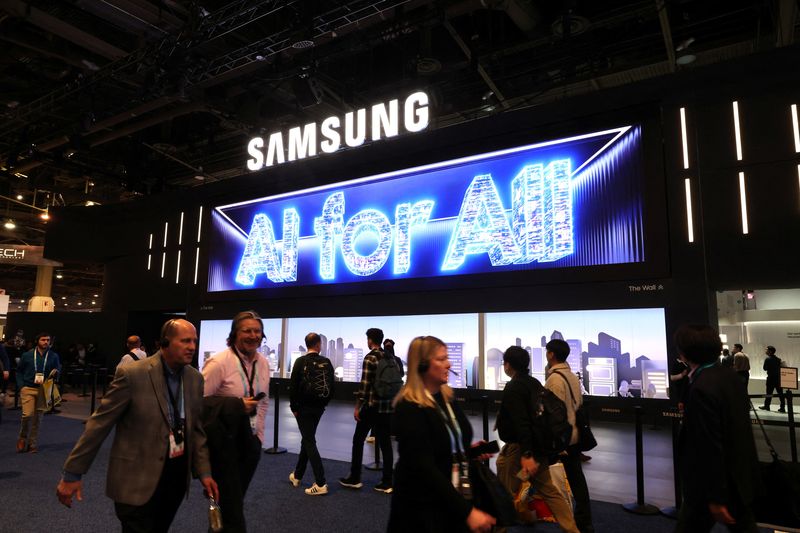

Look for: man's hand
[709,503,736,525]
[242,397,259,414]
[201,477,220,502]
[354,406,361,422]
[56,479,83,508]
[292,411,299,418]
[520,454,540,479]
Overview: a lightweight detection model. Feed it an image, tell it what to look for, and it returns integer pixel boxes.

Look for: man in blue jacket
[16,332,61,453]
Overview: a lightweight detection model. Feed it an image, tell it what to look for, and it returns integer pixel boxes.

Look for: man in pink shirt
[202,310,270,533]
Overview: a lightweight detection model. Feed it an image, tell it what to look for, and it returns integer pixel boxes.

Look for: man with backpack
[117,335,147,368]
[496,346,579,533]
[546,339,595,533]
[339,327,397,494]
[289,332,335,495]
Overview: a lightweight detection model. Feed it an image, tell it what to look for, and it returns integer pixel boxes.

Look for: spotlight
[56,273,64,279]
[40,212,50,221]
[77,302,82,306]
[3,219,15,229]
[91,300,96,305]
[16,194,23,200]
[61,296,66,300]
[93,294,99,297]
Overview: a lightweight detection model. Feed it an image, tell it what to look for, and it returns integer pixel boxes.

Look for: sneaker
[305,483,328,495]
[338,476,363,489]
[365,436,376,443]
[758,406,770,411]
[289,472,301,487]
[374,482,393,494]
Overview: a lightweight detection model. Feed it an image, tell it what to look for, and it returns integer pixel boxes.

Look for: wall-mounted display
[199,318,283,375]
[484,308,668,398]
[208,125,646,292]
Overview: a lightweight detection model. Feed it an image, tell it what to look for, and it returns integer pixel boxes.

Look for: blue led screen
[208,125,645,291]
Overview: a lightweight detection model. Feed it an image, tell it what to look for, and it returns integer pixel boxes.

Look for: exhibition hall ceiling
[0,0,794,304]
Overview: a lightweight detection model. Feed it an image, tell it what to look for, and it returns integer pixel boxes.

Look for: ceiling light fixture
[3,219,15,229]
[16,194,23,200]
[40,211,50,221]
[56,273,64,279]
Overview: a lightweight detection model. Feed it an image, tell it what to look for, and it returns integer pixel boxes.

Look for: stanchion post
[89,368,97,415]
[11,370,22,410]
[622,405,660,515]
[660,411,682,518]
[365,439,382,470]
[787,391,796,464]
[481,395,489,442]
[264,378,287,454]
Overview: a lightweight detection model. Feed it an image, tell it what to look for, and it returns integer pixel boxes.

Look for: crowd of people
[0,315,788,532]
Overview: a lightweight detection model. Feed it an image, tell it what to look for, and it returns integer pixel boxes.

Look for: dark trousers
[764,380,785,410]
[562,445,594,533]
[294,406,326,485]
[675,494,758,533]
[114,455,187,533]
[350,407,393,485]
[210,433,262,533]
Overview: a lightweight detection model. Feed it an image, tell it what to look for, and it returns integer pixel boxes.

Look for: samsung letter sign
[246,91,430,170]
[210,125,646,291]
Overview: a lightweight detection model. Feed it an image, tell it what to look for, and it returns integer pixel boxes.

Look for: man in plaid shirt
[339,328,394,493]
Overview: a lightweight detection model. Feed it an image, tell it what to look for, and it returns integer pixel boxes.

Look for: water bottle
[208,496,223,533]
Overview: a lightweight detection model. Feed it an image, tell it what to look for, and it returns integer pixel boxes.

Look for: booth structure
[13,45,799,408]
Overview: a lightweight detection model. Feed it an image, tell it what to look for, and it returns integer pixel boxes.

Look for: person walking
[16,332,60,453]
[759,346,785,413]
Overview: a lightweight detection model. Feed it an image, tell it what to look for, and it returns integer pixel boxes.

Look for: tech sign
[209,125,645,292]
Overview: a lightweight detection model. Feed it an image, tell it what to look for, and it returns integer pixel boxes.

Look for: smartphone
[253,392,267,401]
[468,440,500,458]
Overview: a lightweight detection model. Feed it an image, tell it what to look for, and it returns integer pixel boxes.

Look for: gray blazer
[63,353,211,506]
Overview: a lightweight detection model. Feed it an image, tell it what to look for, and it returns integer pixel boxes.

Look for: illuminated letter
[341,209,393,276]
[541,159,573,262]
[314,192,345,280]
[393,200,434,274]
[404,91,429,133]
[511,164,544,263]
[288,123,317,161]
[246,137,264,171]
[236,214,286,284]
[265,132,285,167]
[344,109,366,147]
[320,116,341,153]
[442,174,521,270]
[280,208,300,282]
[371,99,399,141]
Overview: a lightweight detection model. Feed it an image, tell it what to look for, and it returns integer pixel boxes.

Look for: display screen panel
[208,125,646,292]
[198,318,283,375]
[484,308,668,398]
[285,313,479,386]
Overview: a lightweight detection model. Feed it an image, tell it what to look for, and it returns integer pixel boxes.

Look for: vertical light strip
[738,171,749,234]
[163,221,169,247]
[196,206,203,243]
[732,101,743,161]
[792,104,800,153]
[796,164,800,209]
[684,178,694,243]
[680,107,690,169]
[193,247,200,285]
[178,212,184,246]
[161,251,166,278]
[175,250,182,284]
[147,233,153,270]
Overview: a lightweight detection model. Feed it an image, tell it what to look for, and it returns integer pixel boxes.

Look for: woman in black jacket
[388,336,495,533]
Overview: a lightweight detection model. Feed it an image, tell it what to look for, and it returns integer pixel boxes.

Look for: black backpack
[302,355,333,401]
[531,382,573,456]
[374,353,403,399]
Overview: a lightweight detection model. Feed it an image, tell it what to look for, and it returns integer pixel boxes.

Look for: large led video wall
[208,125,645,291]
[485,308,669,398]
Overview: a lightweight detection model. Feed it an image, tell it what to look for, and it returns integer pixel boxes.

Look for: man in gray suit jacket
[56,319,219,532]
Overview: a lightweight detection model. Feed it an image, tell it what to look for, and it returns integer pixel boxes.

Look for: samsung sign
[210,125,646,291]
[246,91,430,170]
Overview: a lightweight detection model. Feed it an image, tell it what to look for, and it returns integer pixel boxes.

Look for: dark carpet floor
[0,408,760,532]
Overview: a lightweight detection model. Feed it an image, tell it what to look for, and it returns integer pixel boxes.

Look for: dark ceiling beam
[71,0,176,38]
[1,0,128,60]
[776,0,797,47]
[655,0,677,73]
[0,33,92,70]
[87,101,206,147]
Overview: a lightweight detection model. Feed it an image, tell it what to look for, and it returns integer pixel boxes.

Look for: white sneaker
[305,483,328,495]
[289,472,300,487]
[366,436,375,443]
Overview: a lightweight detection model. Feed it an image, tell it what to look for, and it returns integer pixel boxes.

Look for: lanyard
[162,365,184,430]
[427,391,465,459]
[690,362,716,384]
[35,349,49,374]
[233,347,257,397]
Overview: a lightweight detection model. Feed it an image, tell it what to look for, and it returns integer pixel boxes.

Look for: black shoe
[777,408,786,413]
[374,482,393,494]
[758,406,770,411]
[338,476,363,489]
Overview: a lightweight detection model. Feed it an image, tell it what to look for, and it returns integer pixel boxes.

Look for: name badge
[451,463,460,489]
[250,414,258,434]
[34,373,44,385]
[169,432,185,458]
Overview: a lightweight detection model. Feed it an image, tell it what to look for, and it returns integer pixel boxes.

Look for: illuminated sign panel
[209,125,645,292]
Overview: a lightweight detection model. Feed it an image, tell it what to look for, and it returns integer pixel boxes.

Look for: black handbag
[469,459,517,527]
[750,401,800,528]
[553,371,597,452]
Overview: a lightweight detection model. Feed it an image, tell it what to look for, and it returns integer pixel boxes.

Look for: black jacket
[763,355,782,382]
[496,374,547,465]
[679,364,761,507]
[289,352,335,412]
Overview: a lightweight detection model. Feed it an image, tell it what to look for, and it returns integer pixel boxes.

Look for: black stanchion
[622,405,660,515]
[11,371,21,410]
[89,368,98,415]
[660,411,682,518]
[80,371,91,397]
[264,378,287,454]
[365,442,382,471]
[481,395,490,442]
[787,391,797,464]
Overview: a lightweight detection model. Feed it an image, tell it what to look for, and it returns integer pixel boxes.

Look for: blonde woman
[388,336,496,533]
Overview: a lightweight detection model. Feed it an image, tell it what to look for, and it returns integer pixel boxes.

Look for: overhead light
[675,37,696,52]
[193,175,206,181]
[3,219,15,229]
[40,211,50,221]
[91,300,96,305]
[676,54,696,65]
[77,302,82,306]
[93,294,98,297]
[16,194,23,200]
[85,200,98,206]
[61,296,66,300]
[20,299,25,303]
[56,273,64,279]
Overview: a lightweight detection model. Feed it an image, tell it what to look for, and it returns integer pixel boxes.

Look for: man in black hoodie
[759,345,785,413]
[495,346,579,533]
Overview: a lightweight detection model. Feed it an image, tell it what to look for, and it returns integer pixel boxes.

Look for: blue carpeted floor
[0,408,751,532]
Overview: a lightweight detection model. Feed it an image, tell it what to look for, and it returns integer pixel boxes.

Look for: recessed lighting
[16,194,23,200]
[4,219,15,229]
[61,296,66,300]
[20,299,25,303]
[40,212,50,220]
[77,302,82,306]
[91,300,96,305]
[56,273,63,279]
[64,303,68,306]
[93,294,99,297]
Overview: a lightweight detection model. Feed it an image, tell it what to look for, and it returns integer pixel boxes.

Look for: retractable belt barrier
[748,391,797,464]
[621,405,660,515]
[264,378,287,454]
